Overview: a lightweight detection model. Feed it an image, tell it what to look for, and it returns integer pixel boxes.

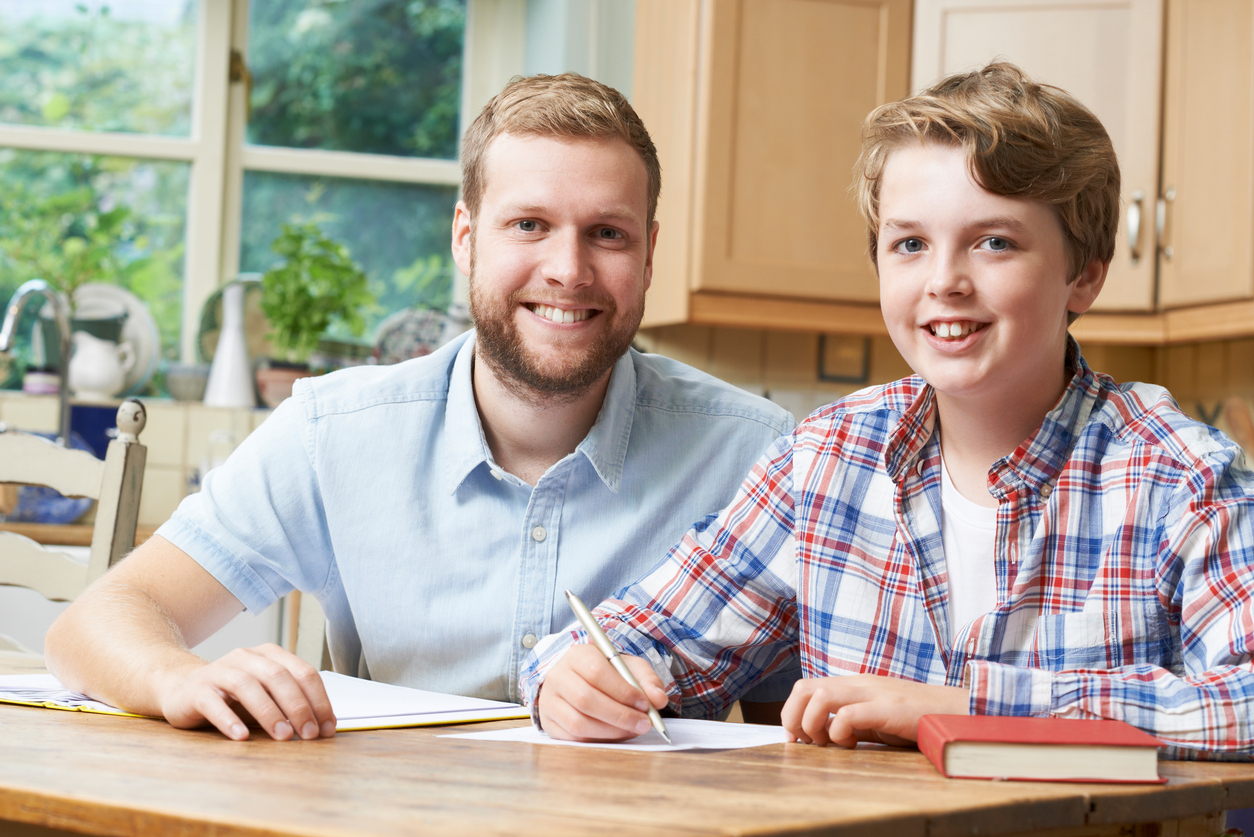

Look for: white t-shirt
[940,453,998,632]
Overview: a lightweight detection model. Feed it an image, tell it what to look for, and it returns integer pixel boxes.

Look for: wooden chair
[0,401,147,653]
[288,591,333,671]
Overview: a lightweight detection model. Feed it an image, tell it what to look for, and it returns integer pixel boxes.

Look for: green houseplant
[255,222,373,406]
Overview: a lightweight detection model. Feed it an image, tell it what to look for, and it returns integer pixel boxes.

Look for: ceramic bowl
[165,363,211,402]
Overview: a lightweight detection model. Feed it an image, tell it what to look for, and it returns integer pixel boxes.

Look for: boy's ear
[1066,259,1109,315]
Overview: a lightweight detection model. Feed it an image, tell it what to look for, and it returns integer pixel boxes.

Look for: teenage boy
[45,74,796,742]
[523,62,1254,757]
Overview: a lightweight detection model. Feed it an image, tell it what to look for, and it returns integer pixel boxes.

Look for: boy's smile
[876,142,1105,416]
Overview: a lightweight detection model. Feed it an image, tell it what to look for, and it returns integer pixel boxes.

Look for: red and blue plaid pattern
[522,348,1254,758]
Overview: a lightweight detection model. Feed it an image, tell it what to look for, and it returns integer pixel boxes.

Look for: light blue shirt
[158,332,796,703]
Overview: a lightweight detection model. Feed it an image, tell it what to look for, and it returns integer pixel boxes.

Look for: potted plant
[256,222,373,407]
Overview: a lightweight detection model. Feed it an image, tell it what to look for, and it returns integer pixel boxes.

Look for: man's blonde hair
[461,73,661,224]
[855,62,1119,288]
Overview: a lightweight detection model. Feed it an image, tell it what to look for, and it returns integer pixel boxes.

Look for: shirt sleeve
[154,389,335,614]
[520,435,802,719]
[965,451,1254,759]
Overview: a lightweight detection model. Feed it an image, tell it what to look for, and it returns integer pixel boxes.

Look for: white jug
[68,331,135,400]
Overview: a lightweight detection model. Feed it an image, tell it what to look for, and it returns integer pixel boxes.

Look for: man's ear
[451,200,473,277]
[1066,258,1109,315]
[642,220,659,292]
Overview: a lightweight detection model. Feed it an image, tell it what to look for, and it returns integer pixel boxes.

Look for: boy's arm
[521,436,802,732]
[45,536,336,741]
[965,462,1254,757]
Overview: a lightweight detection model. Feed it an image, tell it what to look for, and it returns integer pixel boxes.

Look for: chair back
[0,401,147,652]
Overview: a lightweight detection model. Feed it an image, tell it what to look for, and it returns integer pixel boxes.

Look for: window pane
[0,149,188,386]
[247,0,465,159]
[239,171,458,342]
[0,1,198,136]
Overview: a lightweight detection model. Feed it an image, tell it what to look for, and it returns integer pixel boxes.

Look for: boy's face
[876,142,1104,410]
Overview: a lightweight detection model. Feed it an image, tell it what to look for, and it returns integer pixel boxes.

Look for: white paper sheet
[441,717,792,751]
[0,671,529,730]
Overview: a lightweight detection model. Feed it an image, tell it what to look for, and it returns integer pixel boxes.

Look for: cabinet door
[1158,0,1254,308]
[912,0,1163,312]
[691,0,911,303]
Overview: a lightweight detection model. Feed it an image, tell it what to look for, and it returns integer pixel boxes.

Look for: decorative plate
[196,278,271,365]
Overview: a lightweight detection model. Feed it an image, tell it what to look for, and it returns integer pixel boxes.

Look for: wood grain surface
[0,696,1250,837]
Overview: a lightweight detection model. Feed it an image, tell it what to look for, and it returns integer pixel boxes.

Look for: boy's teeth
[531,304,590,324]
[932,321,982,339]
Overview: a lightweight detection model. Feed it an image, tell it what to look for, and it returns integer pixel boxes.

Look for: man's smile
[524,302,598,324]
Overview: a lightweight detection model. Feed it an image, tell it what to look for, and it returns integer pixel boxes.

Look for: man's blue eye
[518,220,537,231]
[599,228,622,239]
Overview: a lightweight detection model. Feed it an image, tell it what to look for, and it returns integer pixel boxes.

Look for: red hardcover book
[918,714,1165,783]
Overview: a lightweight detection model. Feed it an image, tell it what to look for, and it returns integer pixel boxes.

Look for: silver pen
[564,589,672,744]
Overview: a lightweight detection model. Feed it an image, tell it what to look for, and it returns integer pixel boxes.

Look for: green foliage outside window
[0,3,196,135]
[248,0,466,159]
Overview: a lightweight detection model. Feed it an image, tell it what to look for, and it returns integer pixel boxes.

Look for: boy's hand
[536,644,669,741]
[781,675,968,748]
[154,643,337,742]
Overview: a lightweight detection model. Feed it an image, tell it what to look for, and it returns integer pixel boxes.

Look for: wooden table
[3,691,1253,837]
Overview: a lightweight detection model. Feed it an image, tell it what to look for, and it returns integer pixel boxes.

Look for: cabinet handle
[1127,190,1144,264]
[1157,187,1175,261]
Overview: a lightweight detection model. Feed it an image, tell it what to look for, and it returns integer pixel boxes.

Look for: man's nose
[542,230,593,288]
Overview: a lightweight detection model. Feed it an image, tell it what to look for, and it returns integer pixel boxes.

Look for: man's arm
[45,535,336,741]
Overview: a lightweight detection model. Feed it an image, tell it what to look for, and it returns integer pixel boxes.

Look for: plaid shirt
[521,348,1254,758]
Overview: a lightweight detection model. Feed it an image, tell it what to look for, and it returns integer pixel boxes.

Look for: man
[45,74,795,741]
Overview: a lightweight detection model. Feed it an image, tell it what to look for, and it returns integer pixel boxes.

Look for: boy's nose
[542,231,593,289]
[925,251,973,298]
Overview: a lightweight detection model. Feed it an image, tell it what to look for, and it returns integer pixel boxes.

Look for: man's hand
[537,644,669,741]
[780,675,969,748]
[154,643,336,741]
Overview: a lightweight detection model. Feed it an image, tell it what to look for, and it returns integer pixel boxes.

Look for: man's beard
[469,262,645,405]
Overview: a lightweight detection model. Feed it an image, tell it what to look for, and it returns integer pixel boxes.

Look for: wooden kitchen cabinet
[1158,0,1254,309]
[634,0,912,331]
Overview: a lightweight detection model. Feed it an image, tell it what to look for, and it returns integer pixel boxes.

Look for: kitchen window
[0,0,522,390]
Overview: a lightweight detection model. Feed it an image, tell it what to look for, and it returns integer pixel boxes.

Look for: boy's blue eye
[985,237,1009,251]
[898,238,923,253]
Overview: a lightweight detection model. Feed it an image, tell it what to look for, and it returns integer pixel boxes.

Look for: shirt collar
[574,348,636,494]
[442,335,637,495]
[886,337,1099,495]
[443,333,495,494]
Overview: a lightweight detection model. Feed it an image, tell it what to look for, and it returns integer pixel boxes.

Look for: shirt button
[916,460,925,475]
[966,636,977,653]
[531,526,547,542]
[521,633,538,649]
[1040,483,1052,499]
[490,468,504,481]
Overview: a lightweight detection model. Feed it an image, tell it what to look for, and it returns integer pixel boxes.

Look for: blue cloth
[157,331,796,703]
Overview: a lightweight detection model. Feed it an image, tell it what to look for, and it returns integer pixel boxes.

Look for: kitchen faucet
[0,279,72,446]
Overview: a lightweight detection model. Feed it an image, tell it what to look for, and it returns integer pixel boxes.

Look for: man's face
[876,142,1104,410]
[451,133,657,401]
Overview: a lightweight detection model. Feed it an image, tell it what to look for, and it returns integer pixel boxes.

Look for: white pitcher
[68,331,135,400]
